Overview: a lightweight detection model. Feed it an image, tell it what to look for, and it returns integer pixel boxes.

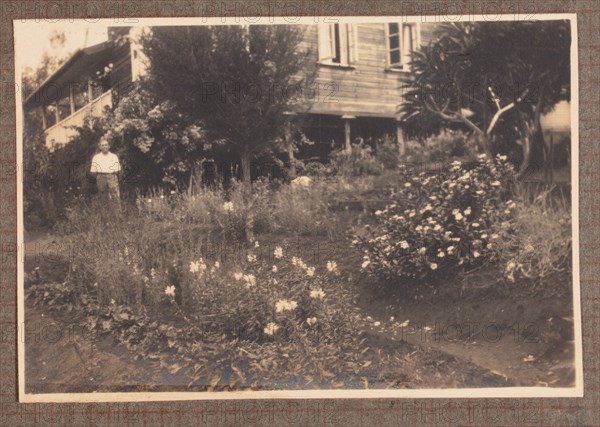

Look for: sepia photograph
[15,14,582,401]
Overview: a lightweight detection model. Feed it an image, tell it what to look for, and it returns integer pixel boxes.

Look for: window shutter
[402,24,414,66]
[317,24,333,62]
[338,24,348,65]
[348,24,359,64]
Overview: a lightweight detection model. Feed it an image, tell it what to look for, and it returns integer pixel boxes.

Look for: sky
[15,21,108,71]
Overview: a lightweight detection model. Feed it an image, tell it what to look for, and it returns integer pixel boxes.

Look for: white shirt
[90,152,121,174]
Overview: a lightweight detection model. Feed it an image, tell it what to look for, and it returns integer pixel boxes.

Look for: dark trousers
[96,173,121,207]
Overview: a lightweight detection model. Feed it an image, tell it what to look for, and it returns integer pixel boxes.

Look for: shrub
[330,140,384,176]
[294,160,336,178]
[355,154,517,282]
[270,180,338,237]
[373,134,401,170]
[405,129,479,164]
[497,187,572,285]
[57,219,387,388]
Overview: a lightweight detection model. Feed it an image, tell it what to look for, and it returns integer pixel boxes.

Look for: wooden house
[24,23,435,158]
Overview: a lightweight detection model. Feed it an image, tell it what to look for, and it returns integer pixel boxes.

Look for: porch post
[69,85,75,115]
[396,120,406,157]
[40,106,47,129]
[342,115,355,153]
[87,78,93,103]
[54,100,60,124]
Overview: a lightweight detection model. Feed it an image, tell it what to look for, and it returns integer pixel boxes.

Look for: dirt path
[24,302,169,393]
[353,281,575,387]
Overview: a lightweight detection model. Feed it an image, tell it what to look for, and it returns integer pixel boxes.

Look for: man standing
[90,138,121,207]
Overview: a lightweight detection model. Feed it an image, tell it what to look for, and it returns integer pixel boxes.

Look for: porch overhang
[23,41,125,109]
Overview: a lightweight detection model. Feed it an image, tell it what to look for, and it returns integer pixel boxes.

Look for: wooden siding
[297,23,436,119]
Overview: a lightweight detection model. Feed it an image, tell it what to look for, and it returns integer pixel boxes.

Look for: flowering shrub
[55,227,396,388]
[178,244,340,343]
[355,155,517,281]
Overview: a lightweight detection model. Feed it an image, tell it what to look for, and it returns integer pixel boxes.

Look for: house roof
[24,40,125,109]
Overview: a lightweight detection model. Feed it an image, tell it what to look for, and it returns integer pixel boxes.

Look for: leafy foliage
[142,25,316,182]
[401,20,571,167]
[355,155,517,281]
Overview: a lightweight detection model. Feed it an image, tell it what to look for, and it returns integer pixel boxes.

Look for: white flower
[447,245,455,254]
[160,195,164,199]
[361,260,370,269]
[223,201,234,212]
[306,317,318,326]
[272,265,278,273]
[464,207,472,216]
[275,299,298,312]
[454,212,464,221]
[264,322,279,336]
[409,211,416,218]
[309,288,326,300]
[374,210,383,216]
[243,274,256,288]
[189,259,206,274]
[247,254,257,262]
[404,182,412,187]
[292,256,307,269]
[400,240,409,249]
[147,198,152,203]
[306,267,315,277]
[234,272,243,280]
[418,247,427,255]
[433,224,442,231]
[326,261,338,273]
[164,285,176,297]
[472,222,480,228]
[473,251,481,258]
[254,240,260,248]
[213,261,220,269]
[437,251,445,258]
[481,234,488,239]
[491,181,501,186]
[274,246,283,259]
[430,263,438,270]
[374,321,381,327]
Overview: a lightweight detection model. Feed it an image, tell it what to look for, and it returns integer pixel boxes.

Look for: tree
[400,20,571,176]
[141,25,315,184]
[21,30,69,226]
[105,82,208,189]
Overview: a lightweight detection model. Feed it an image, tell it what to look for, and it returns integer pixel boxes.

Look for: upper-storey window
[386,22,419,70]
[317,23,357,66]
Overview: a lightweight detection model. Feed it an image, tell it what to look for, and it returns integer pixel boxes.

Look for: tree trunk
[477,132,493,159]
[240,151,251,184]
[240,151,254,243]
[517,86,546,180]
